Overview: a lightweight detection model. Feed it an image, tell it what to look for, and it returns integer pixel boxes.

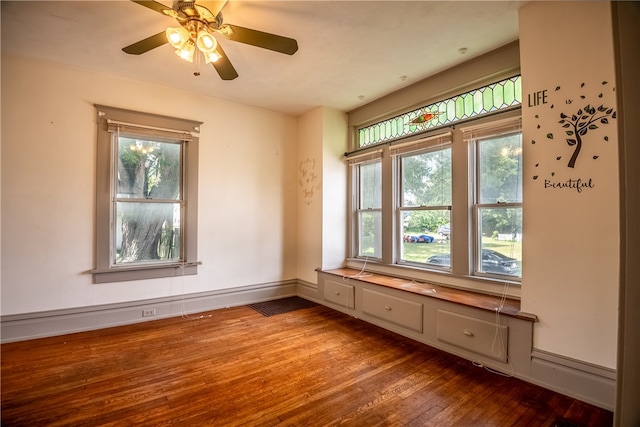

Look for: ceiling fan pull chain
[194,49,201,76]
[192,21,201,76]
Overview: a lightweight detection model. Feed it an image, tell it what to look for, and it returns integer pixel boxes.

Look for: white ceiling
[1,1,523,116]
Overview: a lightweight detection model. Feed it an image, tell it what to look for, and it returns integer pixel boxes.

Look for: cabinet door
[362,288,423,332]
[436,310,508,362]
[323,280,355,309]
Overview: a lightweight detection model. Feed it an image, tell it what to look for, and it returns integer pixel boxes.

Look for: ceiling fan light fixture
[218,24,234,39]
[196,30,218,53]
[203,50,221,63]
[175,41,196,62]
[166,26,190,49]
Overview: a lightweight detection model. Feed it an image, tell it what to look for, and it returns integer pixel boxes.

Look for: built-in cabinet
[317,269,535,378]
[312,269,615,410]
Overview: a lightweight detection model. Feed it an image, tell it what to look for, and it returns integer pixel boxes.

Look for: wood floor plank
[2,304,612,426]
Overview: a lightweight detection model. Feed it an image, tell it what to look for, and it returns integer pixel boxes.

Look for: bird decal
[407,111,443,128]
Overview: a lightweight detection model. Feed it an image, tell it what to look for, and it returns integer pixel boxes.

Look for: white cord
[491,282,508,357]
[473,360,514,378]
[343,257,372,280]
[483,280,514,377]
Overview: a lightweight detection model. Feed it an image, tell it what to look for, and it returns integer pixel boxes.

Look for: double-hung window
[395,134,452,267]
[352,156,382,259]
[466,120,522,278]
[93,105,201,283]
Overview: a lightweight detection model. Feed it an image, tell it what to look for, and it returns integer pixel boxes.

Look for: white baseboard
[1,280,298,343]
[295,277,320,302]
[529,348,616,410]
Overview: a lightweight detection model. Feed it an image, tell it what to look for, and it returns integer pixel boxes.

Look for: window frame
[346,111,522,292]
[394,135,453,268]
[93,105,201,283]
[348,152,383,260]
[464,118,523,280]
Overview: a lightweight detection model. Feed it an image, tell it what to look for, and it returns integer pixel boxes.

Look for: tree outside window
[116,137,182,264]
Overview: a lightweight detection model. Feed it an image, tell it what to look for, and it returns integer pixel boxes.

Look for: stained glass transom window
[357,75,522,148]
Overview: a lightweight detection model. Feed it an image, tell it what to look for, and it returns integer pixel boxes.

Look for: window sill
[91,261,200,284]
[346,258,522,299]
[319,267,536,322]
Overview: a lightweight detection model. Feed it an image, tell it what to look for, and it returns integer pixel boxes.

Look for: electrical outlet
[142,308,156,317]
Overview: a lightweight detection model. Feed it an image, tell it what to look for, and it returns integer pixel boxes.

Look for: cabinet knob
[463,329,474,337]
[334,291,340,295]
[385,305,392,311]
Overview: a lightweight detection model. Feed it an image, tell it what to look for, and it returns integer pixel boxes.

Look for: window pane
[477,207,521,277]
[117,137,181,200]
[115,202,181,264]
[401,148,451,207]
[360,162,381,209]
[478,133,522,203]
[358,210,381,258]
[401,210,450,266]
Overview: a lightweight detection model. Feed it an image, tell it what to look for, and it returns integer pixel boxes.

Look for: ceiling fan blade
[199,0,228,17]
[224,25,298,55]
[122,31,168,55]
[130,0,172,15]
[211,44,239,80]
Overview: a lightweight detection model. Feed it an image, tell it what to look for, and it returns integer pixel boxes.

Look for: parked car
[437,224,451,237]
[425,253,450,266]
[417,234,435,243]
[427,249,520,275]
[403,234,435,243]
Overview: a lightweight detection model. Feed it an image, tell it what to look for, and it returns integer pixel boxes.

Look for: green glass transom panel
[357,75,522,148]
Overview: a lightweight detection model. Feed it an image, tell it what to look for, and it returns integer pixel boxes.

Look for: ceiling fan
[122,0,298,80]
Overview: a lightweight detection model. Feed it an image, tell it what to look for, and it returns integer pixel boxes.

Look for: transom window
[357,75,522,148]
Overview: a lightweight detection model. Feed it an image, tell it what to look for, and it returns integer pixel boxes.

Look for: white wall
[520,2,619,368]
[321,108,348,271]
[1,54,298,315]
[296,107,348,285]
[296,107,324,284]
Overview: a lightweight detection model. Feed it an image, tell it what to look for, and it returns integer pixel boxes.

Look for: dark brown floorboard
[1,304,613,426]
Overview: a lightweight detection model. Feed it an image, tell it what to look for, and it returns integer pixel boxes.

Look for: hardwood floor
[1,303,613,426]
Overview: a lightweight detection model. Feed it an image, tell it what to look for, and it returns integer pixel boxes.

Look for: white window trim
[92,105,201,283]
[464,117,523,279]
[393,133,453,267]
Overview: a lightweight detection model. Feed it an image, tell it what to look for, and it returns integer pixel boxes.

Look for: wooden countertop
[318,268,536,322]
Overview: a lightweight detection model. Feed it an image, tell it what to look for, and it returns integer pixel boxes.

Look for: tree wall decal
[557,103,616,168]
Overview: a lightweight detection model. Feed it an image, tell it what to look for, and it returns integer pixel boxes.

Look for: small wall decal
[299,157,320,205]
